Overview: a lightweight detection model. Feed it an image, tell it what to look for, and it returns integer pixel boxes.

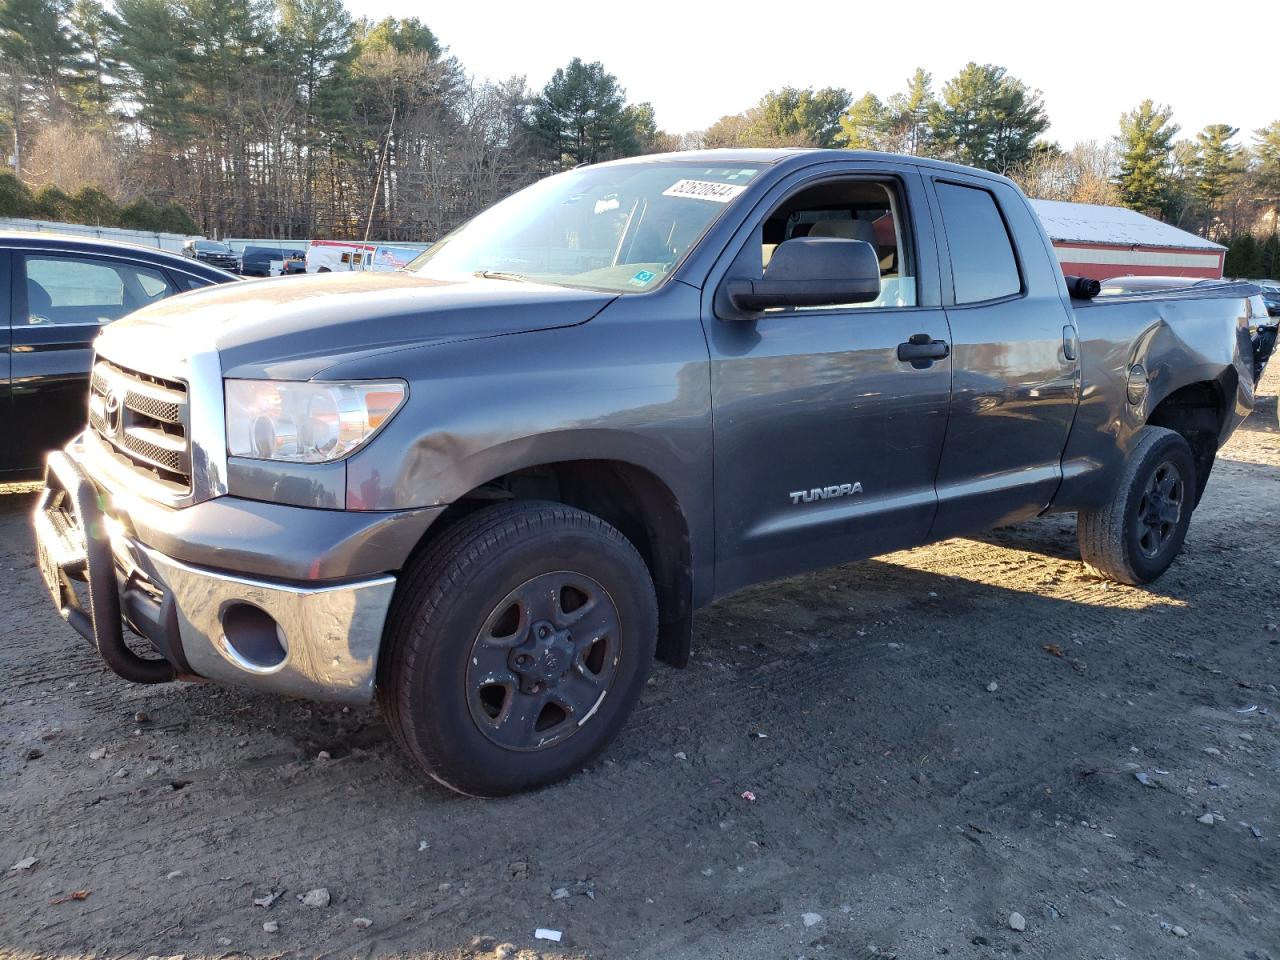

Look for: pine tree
[746,87,850,148]
[1191,124,1242,226]
[838,93,889,150]
[0,0,78,173]
[621,101,659,154]
[886,68,933,155]
[66,0,117,122]
[275,0,353,229]
[839,70,933,154]
[356,16,439,58]
[928,63,1049,173]
[531,58,632,169]
[1259,232,1280,279]
[276,0,352,111]
[1254,120,1280,203]
[1116,100,1178,215]
[110,0,198,140]
[1224,233,1259,278]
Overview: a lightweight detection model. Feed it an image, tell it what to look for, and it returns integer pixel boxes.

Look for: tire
[379,500,658,796]
[1077,426,1197,585]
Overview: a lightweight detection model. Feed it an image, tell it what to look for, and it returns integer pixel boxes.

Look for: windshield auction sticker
[662,179,747,203]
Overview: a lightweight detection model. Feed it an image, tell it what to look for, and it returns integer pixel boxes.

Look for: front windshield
[196,240,230,253]
[409,162,762,293]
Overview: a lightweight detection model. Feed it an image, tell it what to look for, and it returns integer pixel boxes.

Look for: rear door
[10,251,178,470]
[703,163,953,596]
[925,175,1080,539]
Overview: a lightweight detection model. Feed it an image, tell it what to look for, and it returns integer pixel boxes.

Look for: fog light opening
[219,602,287,672]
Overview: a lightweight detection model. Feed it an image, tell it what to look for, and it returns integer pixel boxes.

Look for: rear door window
[22,255,176,325]
[934,182,1022,304]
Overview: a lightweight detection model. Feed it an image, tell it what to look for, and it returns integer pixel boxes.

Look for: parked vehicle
[1256,283,1280,317]
[1,232,237,478]
[1254,287,1279,377]
[239,245,306,278]
[304,240,430,273]
[1259,285,1280,316]
[182,238,240,273]
[33,150,1268,797]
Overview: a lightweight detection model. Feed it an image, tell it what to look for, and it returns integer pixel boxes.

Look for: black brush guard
[33,450,175,684]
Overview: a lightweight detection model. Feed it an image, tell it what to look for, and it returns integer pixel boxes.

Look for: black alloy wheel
[466,571,621,752]
[1134,459,1185,560]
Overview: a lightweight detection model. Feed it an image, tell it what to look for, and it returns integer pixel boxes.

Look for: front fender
[335,284,714,590]
[339,286,710,511]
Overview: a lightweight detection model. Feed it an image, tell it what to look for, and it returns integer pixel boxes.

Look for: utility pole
[364,106,396,242]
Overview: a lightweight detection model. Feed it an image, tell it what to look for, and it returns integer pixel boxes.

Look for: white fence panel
[0,217,198,253]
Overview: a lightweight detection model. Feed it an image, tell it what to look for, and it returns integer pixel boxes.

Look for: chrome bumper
[35,444,397,705]
[128,540,395,705]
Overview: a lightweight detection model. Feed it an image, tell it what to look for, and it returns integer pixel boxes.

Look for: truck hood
[99,272,616,380]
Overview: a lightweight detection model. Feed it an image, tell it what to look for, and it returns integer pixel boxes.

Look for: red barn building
[1029,199,1225,282]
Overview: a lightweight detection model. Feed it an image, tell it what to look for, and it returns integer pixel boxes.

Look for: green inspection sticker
[629,270,656,287]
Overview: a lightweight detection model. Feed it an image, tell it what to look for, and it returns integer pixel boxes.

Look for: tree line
[1,0,1277,267]
[703,68,1278,248]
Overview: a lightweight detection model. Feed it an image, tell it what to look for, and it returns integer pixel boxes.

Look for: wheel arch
[406,457,696,667]
[1144,368,1234,503]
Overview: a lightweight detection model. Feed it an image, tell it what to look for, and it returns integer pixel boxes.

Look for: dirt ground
[2,368,1278,960]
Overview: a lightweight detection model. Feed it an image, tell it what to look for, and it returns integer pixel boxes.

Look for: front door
[703,168,952,597]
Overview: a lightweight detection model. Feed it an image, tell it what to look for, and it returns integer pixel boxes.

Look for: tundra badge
[789,483,863,505]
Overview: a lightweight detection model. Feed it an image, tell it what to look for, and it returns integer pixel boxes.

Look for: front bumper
[33,447,401,704]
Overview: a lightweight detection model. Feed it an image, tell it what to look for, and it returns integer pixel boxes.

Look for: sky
[346,0,1277,148]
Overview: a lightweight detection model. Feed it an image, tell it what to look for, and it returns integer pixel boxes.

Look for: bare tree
[24,118,125,198]
[1011,140,1119,205]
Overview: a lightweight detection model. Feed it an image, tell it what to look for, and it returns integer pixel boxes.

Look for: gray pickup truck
[33,149,1270,796]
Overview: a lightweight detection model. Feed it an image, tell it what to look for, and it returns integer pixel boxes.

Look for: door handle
[1062,324,1078,361]
[897,333,950,368]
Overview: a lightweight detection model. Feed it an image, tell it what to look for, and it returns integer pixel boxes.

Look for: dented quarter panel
[1051,282,1255,511]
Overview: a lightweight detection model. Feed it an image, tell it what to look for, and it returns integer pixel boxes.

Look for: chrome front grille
[88,358,192,493]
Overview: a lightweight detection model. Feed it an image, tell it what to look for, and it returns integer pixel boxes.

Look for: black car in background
[239,245,305,277]
[1,232,237,478]
[182,238,240,272]
[1258,285,1280,317]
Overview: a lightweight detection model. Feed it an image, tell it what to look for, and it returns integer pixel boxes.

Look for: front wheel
[379,501,658,796]
[1077,426,1197,585]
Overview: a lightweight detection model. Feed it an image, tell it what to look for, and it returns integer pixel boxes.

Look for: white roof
[1029,199,1224,252]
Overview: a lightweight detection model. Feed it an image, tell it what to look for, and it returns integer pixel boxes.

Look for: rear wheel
[379,500,657,796]
[1077,426,1196,585]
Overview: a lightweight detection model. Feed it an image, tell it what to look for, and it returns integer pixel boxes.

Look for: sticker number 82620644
[661,179,747,203]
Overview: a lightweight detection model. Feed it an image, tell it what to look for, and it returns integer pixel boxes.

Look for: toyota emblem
[104,389,123,436]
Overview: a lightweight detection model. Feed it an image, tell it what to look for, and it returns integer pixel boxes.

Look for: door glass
[934,182,1022,304]
[23,256,175,325]
[757,179,917,310]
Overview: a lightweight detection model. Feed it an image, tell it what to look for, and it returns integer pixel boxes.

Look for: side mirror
[726,237,880,312]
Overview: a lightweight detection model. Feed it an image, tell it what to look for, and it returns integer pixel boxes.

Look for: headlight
[225,379,407,463]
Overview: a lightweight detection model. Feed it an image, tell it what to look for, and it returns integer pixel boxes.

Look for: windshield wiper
[474,270,528,283]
